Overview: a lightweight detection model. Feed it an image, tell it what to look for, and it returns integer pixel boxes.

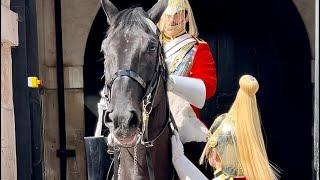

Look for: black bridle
[103,42,173,180]
[103,42,169,145]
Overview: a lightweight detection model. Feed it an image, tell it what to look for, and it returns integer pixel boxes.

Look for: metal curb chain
[116,146,137,180]
[134,145,138,178]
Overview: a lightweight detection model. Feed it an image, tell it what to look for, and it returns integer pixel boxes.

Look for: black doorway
[84,0,313,179]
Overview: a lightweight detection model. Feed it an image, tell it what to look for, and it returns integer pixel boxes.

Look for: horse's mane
[106,7,151,37]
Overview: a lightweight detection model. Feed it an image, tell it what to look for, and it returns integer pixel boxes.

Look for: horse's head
[101,0,168,147]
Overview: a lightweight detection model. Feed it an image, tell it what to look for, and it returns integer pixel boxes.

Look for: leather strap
[146,148,155,180]
[107,158,114,180]
[113,150,120,180]
[169,111,178,135]
[144,76,165,180]
[110,70,147,89]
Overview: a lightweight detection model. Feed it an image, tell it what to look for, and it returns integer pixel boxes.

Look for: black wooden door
[194,0,313,179]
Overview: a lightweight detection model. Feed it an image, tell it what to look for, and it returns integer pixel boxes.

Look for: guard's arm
[168,75,206,108]
[171,130,209,180]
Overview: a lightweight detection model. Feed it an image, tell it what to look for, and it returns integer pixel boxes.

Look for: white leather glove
[167,75,206,108]
[171,130,184,163]
[171,130,208,180]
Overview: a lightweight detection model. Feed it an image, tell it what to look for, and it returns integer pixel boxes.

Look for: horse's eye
[148,45,157,52]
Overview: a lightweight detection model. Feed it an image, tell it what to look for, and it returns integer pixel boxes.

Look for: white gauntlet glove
[171,130,208,180]
[167,75,206,108]
[171,130,184,163]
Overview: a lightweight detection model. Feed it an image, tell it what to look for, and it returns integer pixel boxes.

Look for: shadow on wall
[84,0,313,179]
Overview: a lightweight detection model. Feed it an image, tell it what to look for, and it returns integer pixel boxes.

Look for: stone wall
[1,0,19,179]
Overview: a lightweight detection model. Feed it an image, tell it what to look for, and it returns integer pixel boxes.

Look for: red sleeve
[188,42,217,99]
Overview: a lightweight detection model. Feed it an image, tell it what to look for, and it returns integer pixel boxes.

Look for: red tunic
[188,41,217,125]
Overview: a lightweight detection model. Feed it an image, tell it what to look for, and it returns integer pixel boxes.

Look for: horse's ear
[147,0,168,23]
[101,0,119,24]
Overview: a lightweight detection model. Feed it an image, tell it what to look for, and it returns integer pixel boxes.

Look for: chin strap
[168,75,206,108]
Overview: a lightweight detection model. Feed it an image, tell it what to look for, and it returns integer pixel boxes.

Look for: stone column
[1,0,19,179]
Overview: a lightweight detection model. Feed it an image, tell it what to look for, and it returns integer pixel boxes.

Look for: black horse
[99,0,176,179]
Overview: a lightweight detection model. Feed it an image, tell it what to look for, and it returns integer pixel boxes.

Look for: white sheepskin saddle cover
[168,92,208,144]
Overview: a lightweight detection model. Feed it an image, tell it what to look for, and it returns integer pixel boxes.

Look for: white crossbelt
[163,34,196,60]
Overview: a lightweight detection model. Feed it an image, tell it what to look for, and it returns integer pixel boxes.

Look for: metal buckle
[142,141,154,148]
[107,148,114,154]
[143,93,153,115]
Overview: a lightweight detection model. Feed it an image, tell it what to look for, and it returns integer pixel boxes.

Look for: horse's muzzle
[113,130,141,148]
[107,106,142,147]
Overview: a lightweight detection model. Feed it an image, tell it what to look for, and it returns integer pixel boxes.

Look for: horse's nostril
[129,111,139,128]
[108,110,138,130]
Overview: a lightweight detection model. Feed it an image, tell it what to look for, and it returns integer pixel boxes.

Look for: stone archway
[83,0,314,179]
[35,0,315,179]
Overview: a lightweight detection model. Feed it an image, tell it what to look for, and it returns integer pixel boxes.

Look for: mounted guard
[158,0,217,177]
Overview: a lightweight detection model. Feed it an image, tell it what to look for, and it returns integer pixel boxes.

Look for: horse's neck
[119,97,171,180]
